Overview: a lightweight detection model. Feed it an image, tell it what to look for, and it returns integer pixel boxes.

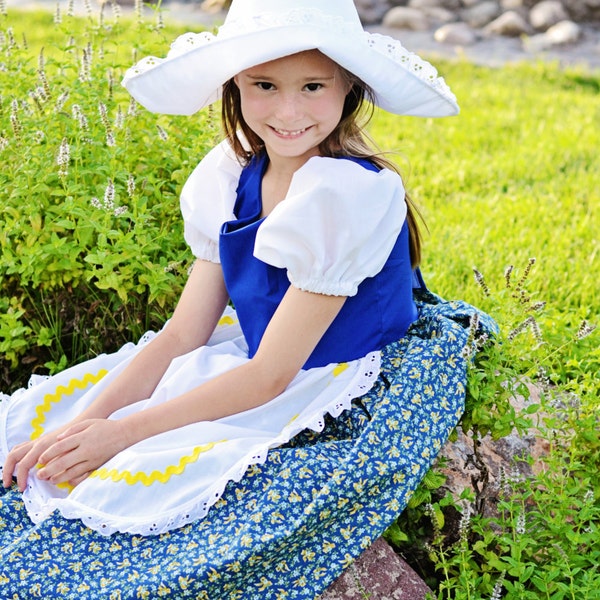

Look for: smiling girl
[0,1,494,598]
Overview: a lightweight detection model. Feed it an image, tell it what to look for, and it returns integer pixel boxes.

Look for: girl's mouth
[271,126,310,138]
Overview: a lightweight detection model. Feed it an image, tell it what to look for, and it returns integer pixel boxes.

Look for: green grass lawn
[1,7,598,598]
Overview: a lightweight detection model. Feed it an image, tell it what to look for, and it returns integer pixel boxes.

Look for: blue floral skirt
[0,291,495,599]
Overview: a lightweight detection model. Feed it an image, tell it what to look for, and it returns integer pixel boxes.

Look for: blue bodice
[219,153,419,369]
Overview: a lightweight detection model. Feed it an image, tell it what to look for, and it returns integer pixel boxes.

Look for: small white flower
[57,137,70,177]
[55,90,69,113]
[126,174,136,198]
[103,179,115,210]
[515,511,526,536]
[156,124,168,141]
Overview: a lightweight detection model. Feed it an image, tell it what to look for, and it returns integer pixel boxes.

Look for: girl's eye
[304,83,323,92]
[256,82,275,91]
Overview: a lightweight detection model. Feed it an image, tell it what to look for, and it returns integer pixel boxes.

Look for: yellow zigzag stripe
[89,440,226,487]
[30,370,109,440]
[333,363,349,377]
[218,315,237,326]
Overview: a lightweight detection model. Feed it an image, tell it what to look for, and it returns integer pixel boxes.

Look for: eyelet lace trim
[18,352,380,537]
[365,32,456,102]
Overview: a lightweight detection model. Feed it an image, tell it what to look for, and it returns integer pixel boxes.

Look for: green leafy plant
[0,7,219,389]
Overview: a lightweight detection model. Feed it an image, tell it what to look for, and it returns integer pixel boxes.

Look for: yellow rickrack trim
[30,370,109,441]
[88,440,227,486]
[218,315,237,326]
[333,363,349,377]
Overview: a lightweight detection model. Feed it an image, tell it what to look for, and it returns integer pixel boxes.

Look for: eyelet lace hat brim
[122,0,459,118]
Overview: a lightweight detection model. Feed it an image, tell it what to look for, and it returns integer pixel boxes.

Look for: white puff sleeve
[180,140,243,262]
[254,157,407,297]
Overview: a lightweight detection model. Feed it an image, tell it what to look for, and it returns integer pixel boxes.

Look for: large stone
[461,0,482,8]
[422,5,457,25]
[530,0,569,30]
[484,10,533,36]
[524,19,582,50]
[355,0,393,25]
[434,21,479,44]
[545,19,582,43]
[501,0,527,9]
[408,0,444,8]
[438,384,550,520]
[408,0,457,23]
[462,0,502,27]
[320,537,432,600]
[383,6,432,30]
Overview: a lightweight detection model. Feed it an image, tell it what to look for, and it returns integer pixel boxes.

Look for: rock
[501,0,527,9]
[544,19,582,43]
[320,537,433,600]
[530,0,569,31]
[461,0,482,8]
[383,6,431,30]
[438,384,550,520]
[355,0,392,25]
[524,19,582,50]
[408,0,443,8]
[422,5,457,25]
[462,0,502,27]
[434,21,480,44]
[407,0,457,24]
[484,10,533,36]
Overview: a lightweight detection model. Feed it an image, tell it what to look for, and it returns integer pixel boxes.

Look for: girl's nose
[276,93,303,122]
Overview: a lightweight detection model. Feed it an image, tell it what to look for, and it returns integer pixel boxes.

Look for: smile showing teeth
[272,127,308,137]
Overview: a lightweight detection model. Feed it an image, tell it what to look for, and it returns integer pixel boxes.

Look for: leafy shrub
[0,8,219,390]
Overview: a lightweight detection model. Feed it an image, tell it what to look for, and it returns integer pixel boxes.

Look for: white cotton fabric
[0,309,380,536]
[180,141,243,262]
[254,156,407,296]
[181,141,407,296]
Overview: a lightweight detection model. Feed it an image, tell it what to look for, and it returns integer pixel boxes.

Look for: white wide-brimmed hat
[122,0,459,118]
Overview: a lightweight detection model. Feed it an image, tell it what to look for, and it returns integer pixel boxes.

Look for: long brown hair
[221,56,424,267]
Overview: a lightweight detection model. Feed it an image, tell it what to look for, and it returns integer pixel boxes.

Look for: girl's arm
[75,259,230,420]
[34,286,347,487]
[3,259,229,490]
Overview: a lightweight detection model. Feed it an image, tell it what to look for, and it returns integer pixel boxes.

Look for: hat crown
[224,0,362,29]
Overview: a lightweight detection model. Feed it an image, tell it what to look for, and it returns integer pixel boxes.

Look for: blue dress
[220,152,418,369]
[0,146,497,599]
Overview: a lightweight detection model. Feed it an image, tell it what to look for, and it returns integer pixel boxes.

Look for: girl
[1,1,495,598]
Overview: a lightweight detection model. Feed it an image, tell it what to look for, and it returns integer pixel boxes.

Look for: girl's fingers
[68,471,92,487]
[15,446,45,492]
[38,434,80,467]
[39,459,89,485]
[2,441,33,488]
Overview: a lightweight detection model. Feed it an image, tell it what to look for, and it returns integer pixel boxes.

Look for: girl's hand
[2,424,73,492]
[2,419,130,492]
[35,419,131,488]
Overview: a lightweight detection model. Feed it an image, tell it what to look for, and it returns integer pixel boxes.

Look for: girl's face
[234,50,350,170]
